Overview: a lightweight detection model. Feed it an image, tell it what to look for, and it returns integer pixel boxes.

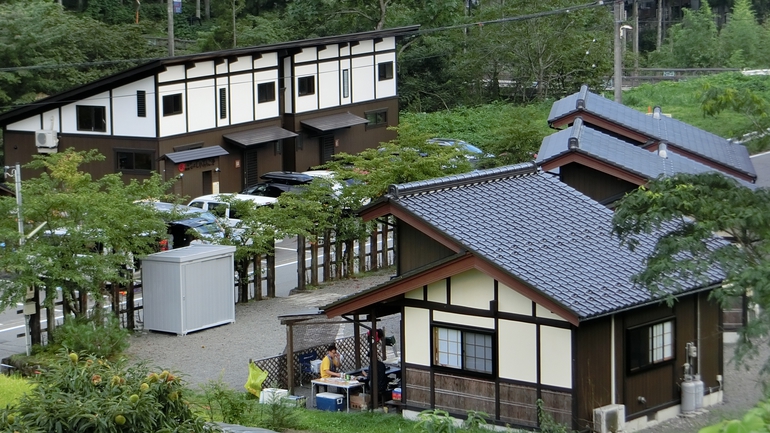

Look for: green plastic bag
[244,362,268,397]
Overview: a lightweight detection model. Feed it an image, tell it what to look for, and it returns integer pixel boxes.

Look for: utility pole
[167,0,175,57]
[614,0,623,103]
[5,164,32,356]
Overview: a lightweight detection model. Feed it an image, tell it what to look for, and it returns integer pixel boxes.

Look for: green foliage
[51,315,129,359]
[699,397,770,433]
[613,173,770,370]
[0,351,217,433]
[417,409,458,433]
[256,393,299,432]
[0,373,32,409]
[649,5,720,68]
[537,399,570,433]
[198,377,254,424]
[720,0,763,68]
[463,410,489,430]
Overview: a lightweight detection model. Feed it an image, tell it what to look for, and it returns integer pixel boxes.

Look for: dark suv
[241,171,314,198]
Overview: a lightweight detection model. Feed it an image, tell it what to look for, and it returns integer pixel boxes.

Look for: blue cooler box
[316,392,345,412]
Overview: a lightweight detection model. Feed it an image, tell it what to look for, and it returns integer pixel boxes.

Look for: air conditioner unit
[35,130,58,153]
[593,404,625,433]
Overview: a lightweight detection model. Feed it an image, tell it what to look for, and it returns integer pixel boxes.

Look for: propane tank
[681,378,697,414]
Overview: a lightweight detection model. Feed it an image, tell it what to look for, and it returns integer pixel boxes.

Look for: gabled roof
[327,163,724,322]
[548,85,756,181]
[537,118,757,188]
[0,26,420,126]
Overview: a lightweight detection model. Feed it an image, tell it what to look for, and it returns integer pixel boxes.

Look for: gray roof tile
[548,86,756,180]
[391,165,724,320]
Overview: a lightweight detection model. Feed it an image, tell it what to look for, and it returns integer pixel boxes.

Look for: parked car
[137,201,225,249]
[187,194,276,225]
[426,138,494,166]
[241,171,314,197]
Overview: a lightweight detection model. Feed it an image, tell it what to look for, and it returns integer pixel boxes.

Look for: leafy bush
[52,315,129,359]
[417,409,458,433]
[0,351,217,433]
[0,373,32,409]
[199,377,255,425]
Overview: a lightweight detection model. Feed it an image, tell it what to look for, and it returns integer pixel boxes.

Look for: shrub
[198,377,255,425]
[0,350,218,433]
[52,315,129,359]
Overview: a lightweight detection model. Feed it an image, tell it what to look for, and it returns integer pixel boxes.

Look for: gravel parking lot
[124,271,769,432]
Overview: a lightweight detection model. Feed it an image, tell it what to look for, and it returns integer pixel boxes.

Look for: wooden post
[297,234,306,291]
[380,326,387,360]
[286,323,295,395]
[358,234,366,273]
[381,220,389,267]
[266,240,276,298]
[370,225,379,271]
[354,314,361,370]
[370,309,379,410]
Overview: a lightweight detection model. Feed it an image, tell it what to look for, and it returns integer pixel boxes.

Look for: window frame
[257,82,276,103]
[115,149,155,174]
[626,318,675,374]
[76,105,107,132]
[365,109,388,129]
[297,76,315,96]
[378,61,394,81]
[432,324,494,375]
[162,93,183,116]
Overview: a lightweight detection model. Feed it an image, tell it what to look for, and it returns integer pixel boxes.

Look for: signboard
[173,0,182,14]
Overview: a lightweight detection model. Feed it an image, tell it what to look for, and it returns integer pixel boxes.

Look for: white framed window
[627,319,675,372]
[433,326,493,374]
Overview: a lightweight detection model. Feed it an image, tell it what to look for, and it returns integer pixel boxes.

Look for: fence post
[266,239,276,298]
[297,234,306,291]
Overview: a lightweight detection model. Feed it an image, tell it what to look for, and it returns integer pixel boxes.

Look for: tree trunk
[310,239,319,286]
[657,0,663,49]
[168,0,175,57]
[254,254,262,301]
[297,235,306,291]
[238,258,249,303]
[266,239,276,297]
[205,0,210,20]
[322,230,331,282]
[196,0,201,18]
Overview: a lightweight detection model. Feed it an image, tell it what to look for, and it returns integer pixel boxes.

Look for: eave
[539,152,648,186]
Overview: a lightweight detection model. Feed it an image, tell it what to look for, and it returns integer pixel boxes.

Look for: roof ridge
[569,117,584,149]
[388,161,538,198]
[576,84,589,109]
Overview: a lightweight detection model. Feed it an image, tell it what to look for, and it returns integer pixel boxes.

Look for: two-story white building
[0,26,419,198]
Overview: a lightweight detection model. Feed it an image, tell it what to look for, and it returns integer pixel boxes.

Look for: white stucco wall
[404,307,430,366]
[230,74,254,125]
[498,282,532,316]
[185,79,215,133]
[539,326,572,388]
[427,280,446,303]
[450,269,493,310]
[318,61,341,109]
[498,320,537,383]
[158,83,187,137]
[61,91,111,135]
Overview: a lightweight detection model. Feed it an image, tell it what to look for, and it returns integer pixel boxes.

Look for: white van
[187,194,276,225]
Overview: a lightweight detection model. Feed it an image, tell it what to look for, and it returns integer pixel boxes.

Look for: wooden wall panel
[559,163,635,204]
[499,382,538,427]
[397,220,454,274]
[405,368,431,409]
[434,374,495,415]
[575,316,612,429]
[698,292,723,390]
[541,389,573,426]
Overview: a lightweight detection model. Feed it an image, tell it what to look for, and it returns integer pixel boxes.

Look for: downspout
[611,314,616,404]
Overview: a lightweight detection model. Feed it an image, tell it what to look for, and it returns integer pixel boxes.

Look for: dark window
[116,150,154,173]
[298,76,315,96]
[342,69,350,98]
[76,106,106,132]
[378,61,393,81]
[137,90,146,117]
[365,109,387,129]
[258,82,276,103]
[162,94,183,116]
[627,319,674,372]
[433,326,493,374]
[219,88,227,119]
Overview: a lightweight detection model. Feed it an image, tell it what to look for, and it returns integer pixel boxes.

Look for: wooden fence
[621,68,740,87]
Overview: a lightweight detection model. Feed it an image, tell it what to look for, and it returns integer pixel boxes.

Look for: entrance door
[320,135,335,163]
[202,170,212,195]
[244,149,259,188]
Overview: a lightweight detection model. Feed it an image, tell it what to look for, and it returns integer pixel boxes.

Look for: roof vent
[658,142,668,159]
[569,117,584,149]
[576,84,589,109]
[653,106,662,119]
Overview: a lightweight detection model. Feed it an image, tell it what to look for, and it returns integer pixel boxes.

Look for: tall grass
[0,373,32,408]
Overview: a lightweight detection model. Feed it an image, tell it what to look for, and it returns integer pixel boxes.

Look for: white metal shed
[142,244,236,335]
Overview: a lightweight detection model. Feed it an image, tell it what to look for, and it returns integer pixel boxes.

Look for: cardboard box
[259,388,288,404]
[316,392,344,412]
[349,393,371,409]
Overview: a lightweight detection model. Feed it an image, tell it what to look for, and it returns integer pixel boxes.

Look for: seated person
[320,344,342,379]
[358,354,388,397]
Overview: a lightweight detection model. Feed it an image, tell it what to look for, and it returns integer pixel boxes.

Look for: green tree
[612,172,770,369]
[720,0,763,68]
[0,149,174,331]
[648,5,720,68]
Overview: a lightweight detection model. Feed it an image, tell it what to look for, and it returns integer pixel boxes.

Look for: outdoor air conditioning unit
[35,130,58,153]
[593,404,625,433]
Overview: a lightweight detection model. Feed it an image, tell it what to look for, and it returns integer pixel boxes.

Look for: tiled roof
[389,164,724,320]
[537,118,757,188]
[164,145,228,164]
[548,85,756,180]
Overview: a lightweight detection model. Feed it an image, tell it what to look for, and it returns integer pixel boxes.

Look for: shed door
[202,170,212,195]
[320,135,334,163]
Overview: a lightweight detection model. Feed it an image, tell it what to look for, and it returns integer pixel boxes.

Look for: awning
[223,126,298,148]
[164,145,228,164]
[301,112,368,132]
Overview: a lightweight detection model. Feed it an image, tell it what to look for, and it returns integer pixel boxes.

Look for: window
[258,82,276,103]
[433,326,493,374]
[162,94,183,116]
[76,106,106,132]
[137,91,146,117]
[219,88,227,119]
[378,61,393,81]
[342,69,350,98]
[627,319,674,372]
[298,76,315,96]
[116,150,154,173]
[365,109,387,129]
